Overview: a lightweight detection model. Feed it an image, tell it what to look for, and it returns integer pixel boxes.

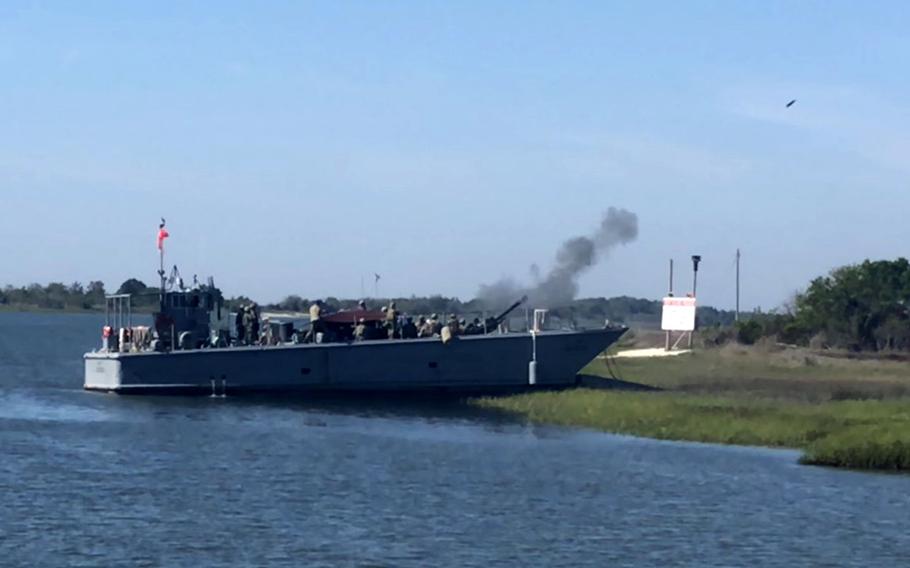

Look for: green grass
[474,345,910,471]
[598,344,910,401]
[801,424,910,470]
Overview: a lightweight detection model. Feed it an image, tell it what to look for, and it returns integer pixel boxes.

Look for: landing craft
[84,284,626,395]
[84,230,626,395]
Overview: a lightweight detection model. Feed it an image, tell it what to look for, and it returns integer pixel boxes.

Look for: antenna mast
[157,218,169,310]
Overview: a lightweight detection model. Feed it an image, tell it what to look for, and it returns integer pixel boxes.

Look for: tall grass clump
[802,425,910,470]
[474,390,843,448]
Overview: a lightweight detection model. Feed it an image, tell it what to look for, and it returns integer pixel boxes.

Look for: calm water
[1,312,908,567]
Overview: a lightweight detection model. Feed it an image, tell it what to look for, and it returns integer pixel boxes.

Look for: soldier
[464,317,481,335]
[262,317,273,345]
[235,305,246,345]
[447,314,461,337]
[250,302,260,344]
[401,316,418,339]
[385,301,398,339]
[353,317,367,341]
[416,316,429,338]
[306,300,323,343]
[358,299,367,311]
[242,306,254,345]
[430,313,442,336]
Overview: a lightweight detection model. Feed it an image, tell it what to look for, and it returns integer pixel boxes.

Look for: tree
[44,282,68,309]
[793,259,910,350]
[117,278,148,296]
[85,281,106,307]
[278,295,305,312]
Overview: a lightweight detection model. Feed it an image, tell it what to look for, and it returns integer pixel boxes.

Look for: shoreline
[0,305,103,314]
[0,306,157,315]
[473,390,910,471]
[472,346,910,472]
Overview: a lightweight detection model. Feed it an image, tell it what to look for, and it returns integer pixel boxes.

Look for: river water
[1,312,907,567]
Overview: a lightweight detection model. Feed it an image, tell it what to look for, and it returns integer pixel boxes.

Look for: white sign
[661,296,696,331]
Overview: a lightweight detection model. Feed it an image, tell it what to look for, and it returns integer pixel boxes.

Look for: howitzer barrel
[495,295,528,322]
[483,295,528,333]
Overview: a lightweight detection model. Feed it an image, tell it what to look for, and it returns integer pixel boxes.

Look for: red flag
[157,227,169,251]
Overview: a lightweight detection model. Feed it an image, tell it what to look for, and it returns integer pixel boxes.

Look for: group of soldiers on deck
[306,299,490,344]
[353,306,487,343]
[232,299,498,347]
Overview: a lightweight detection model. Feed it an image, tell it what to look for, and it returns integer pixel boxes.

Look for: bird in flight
[786,99,797,108]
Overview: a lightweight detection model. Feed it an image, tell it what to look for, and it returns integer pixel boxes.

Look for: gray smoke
[477,207,638,308]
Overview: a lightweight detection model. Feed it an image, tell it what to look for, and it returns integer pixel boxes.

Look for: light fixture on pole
[688,255,701,349]
[691,255,701,297]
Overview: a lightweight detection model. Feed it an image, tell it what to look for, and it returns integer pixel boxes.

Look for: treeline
[1,281,108,310]
[0,279,737,327]
[721,259,910,351]
[0,279,162,311]
[6,259,909,351]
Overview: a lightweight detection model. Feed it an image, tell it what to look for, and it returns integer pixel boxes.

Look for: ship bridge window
[190,295,200,308]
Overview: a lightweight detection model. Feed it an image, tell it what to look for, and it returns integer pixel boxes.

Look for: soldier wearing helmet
[385,301,398,339]
[353,317,367,342]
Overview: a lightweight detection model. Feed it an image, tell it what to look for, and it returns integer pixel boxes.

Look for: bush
[736,320,763,345]
[697,325,736,347]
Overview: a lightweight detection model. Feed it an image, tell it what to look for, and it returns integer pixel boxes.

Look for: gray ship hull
[84,328,626,395]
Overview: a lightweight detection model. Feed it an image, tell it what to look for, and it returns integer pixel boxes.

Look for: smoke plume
[477,207,638,308]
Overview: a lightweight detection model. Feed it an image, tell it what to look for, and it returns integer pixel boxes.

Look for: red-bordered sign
[661,296,696,331]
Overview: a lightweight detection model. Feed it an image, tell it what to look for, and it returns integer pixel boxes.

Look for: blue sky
[1,1,908,309]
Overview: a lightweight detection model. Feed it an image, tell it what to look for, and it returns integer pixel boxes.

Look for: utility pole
[735,249,741,322]
[665,259,674,351]
[669,258,674,296]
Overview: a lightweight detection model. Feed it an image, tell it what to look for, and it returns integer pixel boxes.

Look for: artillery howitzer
[478,295,528,334]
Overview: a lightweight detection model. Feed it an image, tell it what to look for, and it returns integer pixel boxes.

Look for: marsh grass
[475,346,910,471]
[801,424,910,470]
[593,344,910,402]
